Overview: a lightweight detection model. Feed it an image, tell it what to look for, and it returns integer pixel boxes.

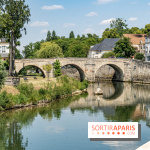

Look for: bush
[102,51,116,58]
[134,53,145,60]
[17,83,34,97]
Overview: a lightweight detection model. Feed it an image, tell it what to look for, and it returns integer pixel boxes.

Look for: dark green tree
[53,60,62,77]
[69,31,75,38]
[51,30,57,40]
[0,56,7,90]
[0,0,31,76]
[46,30,51,41]
[135,53,145,60]
[15,49,23,59]
[114,37,135,58]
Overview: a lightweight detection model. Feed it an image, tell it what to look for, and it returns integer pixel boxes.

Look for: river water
[0,82,150,150]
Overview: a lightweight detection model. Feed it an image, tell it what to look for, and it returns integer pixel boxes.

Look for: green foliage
[110,18,128,37]
[23,42,41,58]
[46,31,51,41]
[134,53,145,60]
[53,60,62,77]
[128,27,143,34]
[69,31,75,38]
[102,28,120,38]
[35,42,64,58]
[42,64,52,72]
[114,37,136,58]
[101,51,116,58]
[0,58,7,90]
[0,0,31,76]
[17,83,34,97]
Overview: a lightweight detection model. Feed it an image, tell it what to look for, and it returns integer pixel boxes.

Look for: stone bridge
[15,58,150,83]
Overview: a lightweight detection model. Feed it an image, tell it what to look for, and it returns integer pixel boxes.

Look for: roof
[89,38,120,52]
[123,34,147,45]
[0,53,9,58]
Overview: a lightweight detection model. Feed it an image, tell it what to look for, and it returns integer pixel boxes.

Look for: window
[2,46,6,53]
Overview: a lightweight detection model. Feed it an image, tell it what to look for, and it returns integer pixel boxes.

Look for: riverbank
[0,76,88,111]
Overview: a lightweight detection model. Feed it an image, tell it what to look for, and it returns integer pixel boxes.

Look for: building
[123,34,146,54]
[88,38,120,58]
[0,38,9,60]
[145,35,150,61]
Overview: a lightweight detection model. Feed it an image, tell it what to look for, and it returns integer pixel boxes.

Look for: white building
[0,38,9,60]
[145,35,150,61]
[88,38,120,58]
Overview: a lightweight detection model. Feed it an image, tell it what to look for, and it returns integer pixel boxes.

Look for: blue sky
[19,0,150,52]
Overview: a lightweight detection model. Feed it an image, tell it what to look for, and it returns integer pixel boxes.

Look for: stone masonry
[15,58,150,83]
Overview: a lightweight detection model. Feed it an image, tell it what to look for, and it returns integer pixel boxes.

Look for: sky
[19,0,150,52]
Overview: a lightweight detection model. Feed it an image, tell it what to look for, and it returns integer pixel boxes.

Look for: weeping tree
[0,0,31,76]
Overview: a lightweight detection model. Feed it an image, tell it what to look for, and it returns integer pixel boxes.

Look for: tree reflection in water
[0,93,88,149]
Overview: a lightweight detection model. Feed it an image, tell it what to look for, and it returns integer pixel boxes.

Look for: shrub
[17,83,34,97]
[101,51,116,58]
[134,53,144,60]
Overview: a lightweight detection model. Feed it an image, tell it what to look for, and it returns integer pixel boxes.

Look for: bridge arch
[95,64,124,81]
[17,65,46,77]
[61,64,85,82]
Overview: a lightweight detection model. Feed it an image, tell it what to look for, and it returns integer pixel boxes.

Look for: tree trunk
[8,34,13,76]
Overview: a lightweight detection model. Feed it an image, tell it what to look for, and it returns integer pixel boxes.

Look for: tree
[101,51,116,58]
[0,57,7,90]
[102,28,120,39]
[35,42,64,58]
[114,37,135,58]
[51,30,57,40]
[67,41,89,57]
[15,49,23,59]
[128,27,143,34]
[69,31,75,38]
[53,60,62,77]
[144,24,150,35]
[110,18,128,37]
[46,31,51,41]
[42,64,52,80]
[0,0,31,76]
[134,53,144,60]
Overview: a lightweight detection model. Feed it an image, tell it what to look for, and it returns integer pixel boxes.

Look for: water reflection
[1,82,150,149]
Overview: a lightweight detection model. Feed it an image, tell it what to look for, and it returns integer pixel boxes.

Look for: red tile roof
[123,34,147,45]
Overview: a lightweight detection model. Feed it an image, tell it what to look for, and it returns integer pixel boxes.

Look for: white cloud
[96,0,118,5]
[99,18,115,25]
[42,5,64,10]
[82,28,95,34]
[30,21,50,27]
[40,29,48,34]
[63,23,76,28]
[128,17,138,21]
[148,3,150,5]
[86,12,98,17]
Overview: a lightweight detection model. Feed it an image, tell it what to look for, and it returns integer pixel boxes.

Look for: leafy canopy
[35,42,64,58]
[114,37,136,58]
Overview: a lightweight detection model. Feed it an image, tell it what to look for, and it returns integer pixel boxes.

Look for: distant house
[0,38,9,60]
[88,38,120,58]
[123,34,146,54]
[145,35,150,61]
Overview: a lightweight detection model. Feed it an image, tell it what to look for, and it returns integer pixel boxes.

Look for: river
[0,82,150,150]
